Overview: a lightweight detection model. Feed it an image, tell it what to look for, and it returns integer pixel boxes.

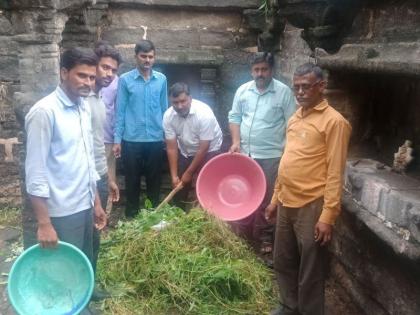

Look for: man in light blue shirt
[24,48,107,263]
[113,39,168,216]
[228,52,296,255]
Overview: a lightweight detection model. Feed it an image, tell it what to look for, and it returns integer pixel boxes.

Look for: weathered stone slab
[5,0,95,10]
[108,0,259,9]
[0,15,12,35]
[108,8,243,29]
[346,159,420,248]
[316,42,420,76]
[0,56,19,82]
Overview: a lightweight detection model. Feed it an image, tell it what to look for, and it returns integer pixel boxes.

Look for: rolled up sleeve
[25,108,53,198]
[163,111,176,140]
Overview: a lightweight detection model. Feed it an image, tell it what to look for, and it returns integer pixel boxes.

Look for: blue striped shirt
[114,69,168,143]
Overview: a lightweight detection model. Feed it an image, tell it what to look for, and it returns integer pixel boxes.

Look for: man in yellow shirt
[266,63,351,315]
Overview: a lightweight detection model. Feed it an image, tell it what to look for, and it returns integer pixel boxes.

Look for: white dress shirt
[163,99,222,158]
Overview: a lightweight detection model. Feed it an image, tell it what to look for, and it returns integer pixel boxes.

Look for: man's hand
[171,176,181,189]
[109,181,120,203]
[265,203,278,224]
[37,222,58,248]
[180,171,193,186]
[94,205,107,230]
[113,143,121,158]
[229,142,241,153]
[314,222,333,246]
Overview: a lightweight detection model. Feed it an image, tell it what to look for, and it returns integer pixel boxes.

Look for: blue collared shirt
[25,86,99,217]
[114,69,168,143]
[228,78,296,159]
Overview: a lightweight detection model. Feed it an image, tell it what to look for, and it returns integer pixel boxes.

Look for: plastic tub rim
[7,240,94,315]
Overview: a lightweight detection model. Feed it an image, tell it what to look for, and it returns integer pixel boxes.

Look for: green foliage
[143,198,153,210]
[258,0,271,17]
[97,206,277,315]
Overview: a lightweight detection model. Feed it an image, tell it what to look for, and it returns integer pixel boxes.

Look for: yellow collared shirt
[271,99,352,225]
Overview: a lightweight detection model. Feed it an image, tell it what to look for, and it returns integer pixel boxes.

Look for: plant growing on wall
[258,0,272,17]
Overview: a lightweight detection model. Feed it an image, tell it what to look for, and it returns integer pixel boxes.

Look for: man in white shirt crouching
[163,82,222,209]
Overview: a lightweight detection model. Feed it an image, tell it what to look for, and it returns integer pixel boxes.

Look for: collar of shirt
[296,99,329,118]
[248,79,276,95]
[56,86,82,108]
[134,68,157,81]
[88,90,101,98]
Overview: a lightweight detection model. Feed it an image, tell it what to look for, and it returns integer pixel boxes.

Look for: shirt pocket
[260,105,282,124]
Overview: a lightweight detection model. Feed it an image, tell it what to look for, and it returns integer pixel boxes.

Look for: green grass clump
[97,206,277,315]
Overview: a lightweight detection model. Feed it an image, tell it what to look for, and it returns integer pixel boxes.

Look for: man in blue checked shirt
[113,40,168,217]
[228,52,296,256]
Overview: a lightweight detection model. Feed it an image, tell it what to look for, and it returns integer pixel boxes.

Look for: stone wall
[0,4,72,207]
[335,159,420,314]
[0,81,21,206]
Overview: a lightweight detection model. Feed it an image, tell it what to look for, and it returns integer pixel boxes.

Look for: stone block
[108,8,242,31]
[0,56,19,82]
[7,0,94,10]
[199,31,236,49]
[108,0,259,9]
[243,9,266,31]
[0,15,12,35]
[346,159,420,245]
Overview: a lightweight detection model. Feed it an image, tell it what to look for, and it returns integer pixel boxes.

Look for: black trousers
[122,140,164,217]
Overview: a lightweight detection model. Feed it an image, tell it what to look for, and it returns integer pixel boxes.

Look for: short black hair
[60,47,98,70]
[135,40,155,55]
[294,63,325,80]
[169,82,190,98]
[94,44,123,65]
[250,52,274,68]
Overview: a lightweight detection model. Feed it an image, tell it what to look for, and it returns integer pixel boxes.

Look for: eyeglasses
[292,80,322,93]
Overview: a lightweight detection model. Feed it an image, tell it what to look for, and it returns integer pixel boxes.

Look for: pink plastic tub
[196,153,266,221]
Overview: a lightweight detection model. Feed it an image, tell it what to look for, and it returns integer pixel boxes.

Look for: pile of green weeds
[97,206,277,315]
